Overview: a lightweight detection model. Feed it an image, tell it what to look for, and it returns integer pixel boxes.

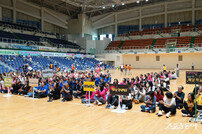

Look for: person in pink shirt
[81,91,95,104]
[94,85,107,105]
[120,78,126,85]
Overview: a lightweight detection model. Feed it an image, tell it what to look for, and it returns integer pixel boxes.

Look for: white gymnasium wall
[86,40,96,53]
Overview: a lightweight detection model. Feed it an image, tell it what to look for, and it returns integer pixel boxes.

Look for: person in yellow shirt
[181,93,195,117]
[162,64,167,73]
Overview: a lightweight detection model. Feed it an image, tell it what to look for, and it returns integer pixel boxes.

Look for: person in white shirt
[171,71,177,79]
[157,92,176,118]
[134,83,146,104]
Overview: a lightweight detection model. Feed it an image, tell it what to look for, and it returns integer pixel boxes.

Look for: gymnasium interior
[0,0,202,133]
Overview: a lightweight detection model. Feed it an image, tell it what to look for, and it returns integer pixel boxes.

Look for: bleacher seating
[120,39,153,49]
[106,41,122,50]
[0,54,114,73]
[0,30,81,49]
[154,37,191,48]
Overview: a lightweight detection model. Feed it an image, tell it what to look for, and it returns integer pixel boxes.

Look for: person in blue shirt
[141,91,156,113]
[35,82,48,98]
[174,86,185,109]
[95,76,100,85]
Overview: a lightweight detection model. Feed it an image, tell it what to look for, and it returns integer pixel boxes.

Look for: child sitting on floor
[141,91,156,113]
[181,93,195,117]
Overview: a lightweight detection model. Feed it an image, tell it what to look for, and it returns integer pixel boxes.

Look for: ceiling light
[122,3,125,5]
[103,6,105,9]
[146,0,149,2]
[112,4,115,7]
[137,1,140,3]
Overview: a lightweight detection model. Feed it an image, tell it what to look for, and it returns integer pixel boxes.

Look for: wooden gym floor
[0,69,201,134]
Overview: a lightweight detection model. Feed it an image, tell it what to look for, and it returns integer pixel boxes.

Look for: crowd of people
[0,64,201,119]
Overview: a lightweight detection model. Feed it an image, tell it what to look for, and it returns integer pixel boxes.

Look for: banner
[19,51,40,56]
[4,77,12,87]
[38,46,55,51]
[186,71,202,84]
[12,45,38,50]
[0,50,18,55]
[74,54,83,58]
[29,78,38,87]
[110,84,130,95]
[84,81,95,91]
[42,69,55,78]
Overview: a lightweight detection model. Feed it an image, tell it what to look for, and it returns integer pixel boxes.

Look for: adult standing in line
[175,64,180,78]
[192,63,194,70]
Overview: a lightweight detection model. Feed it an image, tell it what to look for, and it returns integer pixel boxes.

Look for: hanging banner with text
[84,81,95,92]
[186,71,202,84]
[110,84,130,96]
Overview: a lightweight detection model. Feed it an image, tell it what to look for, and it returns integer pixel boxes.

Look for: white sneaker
[158,111,163,116]
[97,101,102,106]
[110,105,115,109]
[182,114,188,117]
[166,112,171,118]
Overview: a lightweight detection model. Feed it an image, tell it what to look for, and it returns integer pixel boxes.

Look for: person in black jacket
[19,81,31,95]
[47,82,61,102]
[61,83,73,102]
[73,81,85,99]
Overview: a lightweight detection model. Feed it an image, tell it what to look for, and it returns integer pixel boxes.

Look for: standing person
[23,63,27,74]
[124,64,128,76]
[128,64,132,75]
[175,64,180,78]
[120,64,123,74]
[71,63,75,73]
[162,64,167,73]
[157,92,176,118]
[192,63,194,70]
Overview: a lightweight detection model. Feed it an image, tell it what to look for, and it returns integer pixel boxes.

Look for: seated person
[182,93,195,117]
[159,80,168,91]
[73,81,85,99]
[47,82,61,102]
[174,86,185,109]
[61,83,73,102]
[171,72,177,79]
[19,81,31,95]
[134,84,146,104]
[81,91,95,104]
[154,87,164,105]
[141,91,156,113]
[11,79,22,95]
[121,93,133,110]
[35,82,49,98]
[94,85,106,106]
[158,92,176,118]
